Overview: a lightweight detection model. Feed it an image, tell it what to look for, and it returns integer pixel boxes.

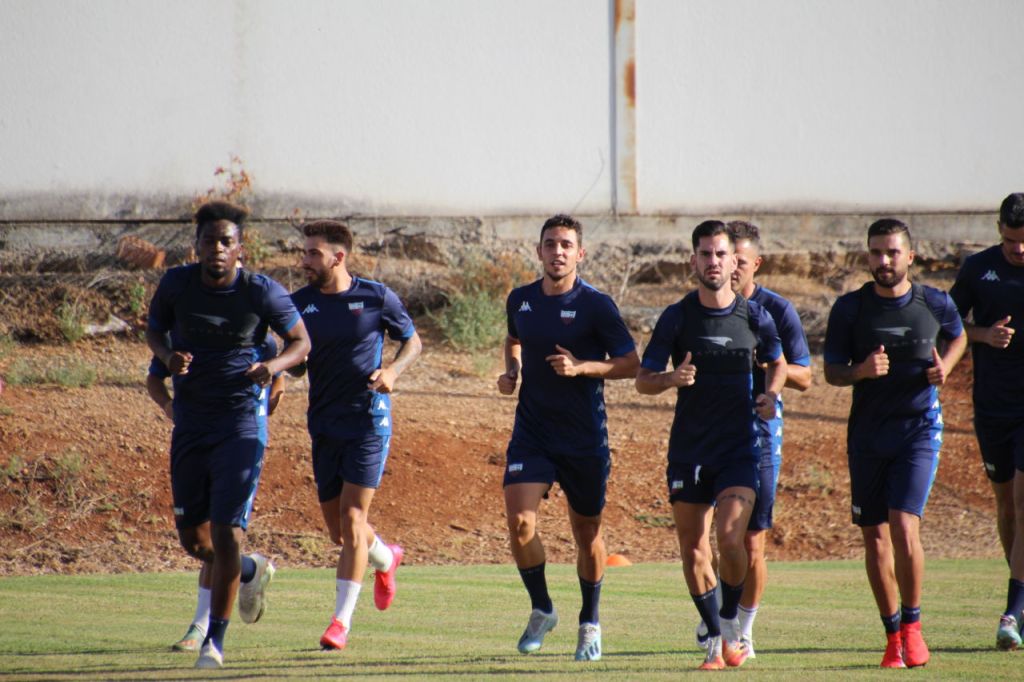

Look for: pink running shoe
[374,544,404,610]
[320,617,348,650]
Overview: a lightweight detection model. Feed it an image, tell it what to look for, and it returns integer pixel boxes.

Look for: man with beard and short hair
[498,213,639,662]
[950,192,1024,649]
[824,218,965,668]
[290,220,421,651]
[147,200,311,669]
[636,219,786,671]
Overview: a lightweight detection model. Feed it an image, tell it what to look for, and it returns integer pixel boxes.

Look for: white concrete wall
[637,0,1024,213]
[0,1,1021,219]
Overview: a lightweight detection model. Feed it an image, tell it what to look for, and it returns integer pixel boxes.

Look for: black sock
[1006,578,1024,620]
[718,579,744,621]
[900,604,921,624]
[881,611,900,634]
[578,576,603,624]
[205,616,229,652]
[692,586,721,637]
[519,563,553,613]
[240,555,257,583]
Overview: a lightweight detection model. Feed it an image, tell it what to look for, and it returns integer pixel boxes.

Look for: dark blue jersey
[824,283,962,454]
[950,245,1024,419]
[506,278,636,457]
[147,265,299,428]
[641,292,782,465]
[291,277,415,439]
[149,336,279,379]
[749,285,811,397]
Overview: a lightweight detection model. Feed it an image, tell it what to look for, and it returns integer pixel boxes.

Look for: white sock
[738,604,758,640]
[192,587,211,632]
[367,536,393,572]
[334,579,362,628]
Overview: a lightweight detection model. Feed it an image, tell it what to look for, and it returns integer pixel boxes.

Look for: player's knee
[179,538,213,562]
[508,512,536,546]
[339,507,368,542]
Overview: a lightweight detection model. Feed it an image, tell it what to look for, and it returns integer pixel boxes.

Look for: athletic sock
[192,586,212,631]
[718,579,744,621]
[578,576,603,625]
[692,586,721,637]
[881,611,901,634]
[519,563,554,613]
[1005,578,1024,619]
[738,603,758,640]
[205,617,229,652]
[900,604,921,625]
[334,579,362,628]
[368,536,394,572]
[240,555,257,584]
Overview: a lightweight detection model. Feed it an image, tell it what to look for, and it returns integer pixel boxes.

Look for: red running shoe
[374,544,404,610]
[320,617,348,650]
[901,621,930,667]
[881,631,906,668]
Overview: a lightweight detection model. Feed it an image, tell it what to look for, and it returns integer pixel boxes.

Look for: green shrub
[434,289,507,352]
[55,301,86,343]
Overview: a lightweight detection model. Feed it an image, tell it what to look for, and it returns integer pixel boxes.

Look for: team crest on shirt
[348,301,364,316]
[560,310,576,325]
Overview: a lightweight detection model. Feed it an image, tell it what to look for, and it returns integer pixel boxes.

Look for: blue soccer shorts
[667,458,759,506]
[973,414,1024,484]
[312,431,391,502]
[503,439,610,518]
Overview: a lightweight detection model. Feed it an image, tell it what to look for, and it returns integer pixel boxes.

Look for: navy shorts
[503,440,610,518]
[973,415,1024,484]
[170,425,265,530]
[312,431,391,503]
[667,459,759,506]
[748,414,782,531]
[848,436,940,527]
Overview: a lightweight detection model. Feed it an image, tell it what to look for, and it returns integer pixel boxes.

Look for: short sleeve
[506,290,520,340]
[949,259,975,320]
[594,294,636,358]
[258,276,301,336]
[641,305,680,372]
[776,302,811,367]
[753,306,782,363]
[382,287,415,340]
[823,295,857,366]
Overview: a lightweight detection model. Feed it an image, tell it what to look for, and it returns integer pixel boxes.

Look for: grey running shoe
[695,619,711,650]
[171,623,205,652]
[517,608,558,654]
[996,614,1021,650]
[194,641,223,669]
[238,553,275,624]
[574,622,602,661]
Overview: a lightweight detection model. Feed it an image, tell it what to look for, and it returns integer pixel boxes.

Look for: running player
[291,220,421,651]
[636,219,786,670]
[498,214,639,662]
[146,200,310,669]
[949,192,1024,649]
[694,221,812,658]
[146,336,285,652]
[824,218,965,668]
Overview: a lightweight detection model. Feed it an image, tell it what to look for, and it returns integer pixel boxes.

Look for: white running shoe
[194,642,223,669]
[238,553,275,624]
[517,608,558,654]
[695,619,711,650]
[575,622,602,661]
[996,614,1022,650]
[741,634,756,659]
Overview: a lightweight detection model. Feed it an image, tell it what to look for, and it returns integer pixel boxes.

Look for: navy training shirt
[641,291,782,465]
[506,278,636,457]
[147,265,300,428]
[750,285,811,397]
[291,277,415,439]
[950,245,1024,419]
[824,283,962,455]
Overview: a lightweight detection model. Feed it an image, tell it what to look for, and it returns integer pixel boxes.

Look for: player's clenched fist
[857,345,889,380]
[925,347,948,386]
[497,369,518,395]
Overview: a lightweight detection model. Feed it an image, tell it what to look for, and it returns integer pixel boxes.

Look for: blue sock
[881,611,900,634]
[692,587,721,637]
[240,555,257,584]
[1005,578,1024,619]
[519,563,553,613]
[718,579,744,621]
[578,576,602,625]
[205,617,229,652]
[900,604,921,624]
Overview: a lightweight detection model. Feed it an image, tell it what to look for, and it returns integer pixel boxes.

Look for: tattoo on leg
[718,492,754,507]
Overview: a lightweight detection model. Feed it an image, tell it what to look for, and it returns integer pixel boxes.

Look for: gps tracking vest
[174,268,265,350]
[851,283,940,363]
[678,294,758,375]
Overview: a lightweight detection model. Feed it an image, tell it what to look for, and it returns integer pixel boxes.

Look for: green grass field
[0,559,1019,680]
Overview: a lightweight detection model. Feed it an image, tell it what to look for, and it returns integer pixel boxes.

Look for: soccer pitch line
[0,559,1017,680]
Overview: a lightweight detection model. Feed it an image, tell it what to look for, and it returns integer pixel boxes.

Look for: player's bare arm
[545,344,639,379]
[497,335,522,395]
[145,373,174,421]
[825,345,889,386]
[755,355,787,420]
[247,319,312,387]
[784,364,812,391]
[368,330,423,393]
[965,315,1014,349]
[635,351,696,394]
